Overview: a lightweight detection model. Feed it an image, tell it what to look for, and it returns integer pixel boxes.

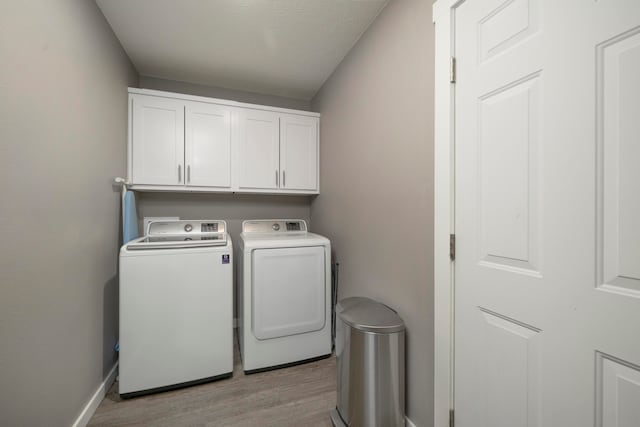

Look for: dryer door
[252,246,326,340]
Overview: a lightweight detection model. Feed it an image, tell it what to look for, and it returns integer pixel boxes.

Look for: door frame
[433,1,461,426]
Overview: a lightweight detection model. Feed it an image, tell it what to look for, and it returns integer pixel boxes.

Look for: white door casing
[131,95,184,185]
[184,101,232,188]
[434,1,640,426]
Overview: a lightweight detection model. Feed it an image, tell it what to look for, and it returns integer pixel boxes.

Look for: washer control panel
[147,220,226,236]
[201,223,219,233]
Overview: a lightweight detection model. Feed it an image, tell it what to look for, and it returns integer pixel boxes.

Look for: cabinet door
[237,109,280,190]
[185,102,232,188]
[131,95,184,185]
[280,114,318,191]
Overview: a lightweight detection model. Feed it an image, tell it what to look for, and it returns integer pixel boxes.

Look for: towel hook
[113,177,131,186]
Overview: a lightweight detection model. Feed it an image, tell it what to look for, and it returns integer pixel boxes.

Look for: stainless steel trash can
[330,297,405,427]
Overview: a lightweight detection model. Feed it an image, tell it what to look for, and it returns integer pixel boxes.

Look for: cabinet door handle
[283,170,286,187]
[178,164,182,183]
[187,165,191,183]
[275,170,279,187]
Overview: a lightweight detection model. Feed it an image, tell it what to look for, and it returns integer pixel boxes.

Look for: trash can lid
[336,297,405,333]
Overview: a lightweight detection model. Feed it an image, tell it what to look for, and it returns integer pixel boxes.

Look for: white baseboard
[405,415,417,427]
[72,362,118,427]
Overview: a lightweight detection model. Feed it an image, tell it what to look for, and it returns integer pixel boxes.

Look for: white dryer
[237,219,332,373]
[119,220,233,397]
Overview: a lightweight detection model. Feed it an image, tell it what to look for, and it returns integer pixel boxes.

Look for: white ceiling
[96,0,389,100]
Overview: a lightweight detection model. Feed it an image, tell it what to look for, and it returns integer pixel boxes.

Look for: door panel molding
[477,71,542,277]
[596,351,640,427]
[596,25,640,298]
[479,308,541,427]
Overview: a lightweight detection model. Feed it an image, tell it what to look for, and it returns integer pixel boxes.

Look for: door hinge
[450,234,456,261]
[449,409,455,427]
[450,56,456,83]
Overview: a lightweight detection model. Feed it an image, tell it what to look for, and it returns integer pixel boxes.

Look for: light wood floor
[88,343,336,427]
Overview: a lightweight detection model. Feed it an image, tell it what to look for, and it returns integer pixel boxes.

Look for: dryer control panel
[242,219,308,234]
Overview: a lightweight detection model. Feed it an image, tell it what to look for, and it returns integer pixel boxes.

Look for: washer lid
[126,219,228,250]
[126,234,227,250]
[336,297,405,334]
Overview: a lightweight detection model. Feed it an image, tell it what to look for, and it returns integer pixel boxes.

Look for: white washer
[119,220,233,397]
[237,219,332,373]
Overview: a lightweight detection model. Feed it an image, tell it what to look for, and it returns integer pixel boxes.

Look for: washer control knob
[184,224,193,232]
[272,223,280,231]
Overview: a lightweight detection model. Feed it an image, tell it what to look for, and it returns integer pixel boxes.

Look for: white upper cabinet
[128,88,320,194]
[131,95,184,185]
[185,102,232,188]
[280,114,318,192]
[237,109,280,190]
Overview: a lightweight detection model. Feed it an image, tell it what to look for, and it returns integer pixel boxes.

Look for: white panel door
[131,95,184,185]
[454,1,640,426]
[252,247,325,340]
[237,109,280,190]
[280,114,318,191]
[184,102,232,188]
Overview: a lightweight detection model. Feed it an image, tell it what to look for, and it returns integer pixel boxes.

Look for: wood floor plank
[88,343,336,427]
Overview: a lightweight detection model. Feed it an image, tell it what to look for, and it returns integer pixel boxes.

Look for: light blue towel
[123,190,139,243]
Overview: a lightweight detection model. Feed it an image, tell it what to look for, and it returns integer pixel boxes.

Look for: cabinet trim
[128,184,318,195]
[129,87,320,118]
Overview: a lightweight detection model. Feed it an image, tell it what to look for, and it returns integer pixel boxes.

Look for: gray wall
[0,1,137,425]
[139,75,311,111]
[310,1,435,426]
